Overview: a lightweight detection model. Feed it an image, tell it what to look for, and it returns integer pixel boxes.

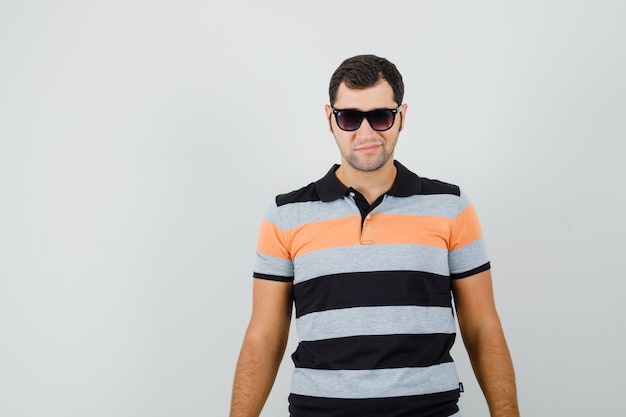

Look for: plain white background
[1,1,624,416]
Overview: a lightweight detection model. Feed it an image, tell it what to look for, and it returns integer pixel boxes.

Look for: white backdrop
[1,1,625,416]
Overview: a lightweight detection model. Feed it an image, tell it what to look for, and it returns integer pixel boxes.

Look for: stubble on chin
[345,150,390,172]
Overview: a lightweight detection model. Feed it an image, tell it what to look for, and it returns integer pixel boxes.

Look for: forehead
[334,80,397,110]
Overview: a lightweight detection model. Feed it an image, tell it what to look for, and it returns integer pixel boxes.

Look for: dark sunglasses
[330,106,402,131]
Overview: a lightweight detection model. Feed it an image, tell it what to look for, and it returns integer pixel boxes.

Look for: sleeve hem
[253,272,294,282]
[450,261,491,280]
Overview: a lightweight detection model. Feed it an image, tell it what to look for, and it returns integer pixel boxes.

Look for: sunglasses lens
[368,110,395,131]
[336,111,362,131]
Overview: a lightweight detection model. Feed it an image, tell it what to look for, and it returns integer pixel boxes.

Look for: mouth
[354,142,383,152]
[354,142,383,153]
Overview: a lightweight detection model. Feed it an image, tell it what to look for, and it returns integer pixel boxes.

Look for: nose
[355,115,378,137]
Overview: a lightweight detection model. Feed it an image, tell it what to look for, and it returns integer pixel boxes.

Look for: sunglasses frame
[330,105,402,132]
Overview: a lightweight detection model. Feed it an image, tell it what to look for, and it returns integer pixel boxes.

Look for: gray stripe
[376,194,460,218]
[293,244,449,284]
[266,191,474,231]
[448,238,489,275]
[290,362,460,398]
[296,306,456,341]
[254,252,293,277]
[271,199,357,230]
[457,190,472,212]
[269,192,473,231]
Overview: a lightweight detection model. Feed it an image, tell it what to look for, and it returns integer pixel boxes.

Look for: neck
[335,159,397,205]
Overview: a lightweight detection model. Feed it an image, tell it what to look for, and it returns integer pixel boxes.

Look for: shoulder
[416,177,472,216]
[393,161,460,197]
[275,164,344,207]
[265,181,337,232]
[417,176,461,197]
[275,181,320,207]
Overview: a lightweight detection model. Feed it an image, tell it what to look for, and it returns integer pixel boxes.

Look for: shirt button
[349,192,355,197]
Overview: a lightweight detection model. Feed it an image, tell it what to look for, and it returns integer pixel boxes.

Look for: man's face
[325,80,407,173]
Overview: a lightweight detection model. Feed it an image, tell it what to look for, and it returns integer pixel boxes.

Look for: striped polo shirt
[253,161,490,417]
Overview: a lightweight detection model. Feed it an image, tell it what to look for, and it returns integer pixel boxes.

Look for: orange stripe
[449,205,483,250]
[257,219,291,260]
[360,213,452,248]
[287,215,362,259]
[259,207,483,260]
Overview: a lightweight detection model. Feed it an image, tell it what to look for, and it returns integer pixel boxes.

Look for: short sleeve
[448,190,490,279]
[252,202,294,282]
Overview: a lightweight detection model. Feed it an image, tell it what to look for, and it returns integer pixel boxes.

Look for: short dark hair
[328,54,404,106]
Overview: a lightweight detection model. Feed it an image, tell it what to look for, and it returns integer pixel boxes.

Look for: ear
[399,103,408,131]
[324,104,333,132]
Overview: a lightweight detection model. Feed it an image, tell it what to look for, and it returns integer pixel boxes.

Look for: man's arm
[229,278,293,417]
[452,269,520,417]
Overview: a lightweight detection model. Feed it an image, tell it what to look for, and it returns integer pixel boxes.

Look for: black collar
[315,160,423,202]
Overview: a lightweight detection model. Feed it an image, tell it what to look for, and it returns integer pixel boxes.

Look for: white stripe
[448,238,489,275]
[271,192,466,230]
[290,362,460,399]
[296,306,456,342]
[254,252,294,278]
[293,244,449,284]
[378,194,460,218]
[273,199,356,230]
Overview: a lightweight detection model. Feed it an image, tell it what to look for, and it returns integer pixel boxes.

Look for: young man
[230,54,519,417]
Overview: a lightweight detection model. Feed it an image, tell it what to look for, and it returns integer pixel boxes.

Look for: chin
[347,154,391,172]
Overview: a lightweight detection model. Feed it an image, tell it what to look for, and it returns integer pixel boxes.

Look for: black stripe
[450,261,491,279]
[293,271,451,318]
[276,181,322,206]
[292,333,455,370]
[416,177,460,196]
[253,272,293,282]
[390,161,460,198]
[289,389,460,417]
